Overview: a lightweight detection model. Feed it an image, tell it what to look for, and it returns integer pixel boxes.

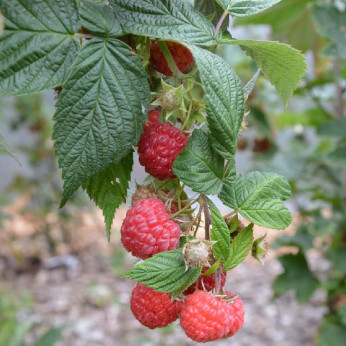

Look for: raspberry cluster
[130,286,245,342]
[120,108,245,342]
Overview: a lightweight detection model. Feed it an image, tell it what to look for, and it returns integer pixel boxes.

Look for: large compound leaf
[228,0,281,17]
[209,199,230,263]
[219,171,292,229]
[80,0,122,36]
[0,0,79,95]
[173,129,225,195]
[123,249,202,298]
[109,0,216,45]
[83,152,133,240]
[224,224,254,270]
[53,38,150,206]
[273,252,319,303]
[187,44,244,159]
[223,39,306,107]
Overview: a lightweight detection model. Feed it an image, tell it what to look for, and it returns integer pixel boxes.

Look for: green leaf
[0,11,3,35]
[80,0,122,36]
[83,152,133,240]
[53,38,150,206]
[224,224,253,270]
[202,260,221,276]
[34,327,64,346]
[122,249,202,298]
[273,252,319,304]
[327,248,346,275]
[219,171,292,229]
[318,118,346,138]
[172,129,225,195]
[194,0,229,32]
[0,0,80,95]
[222,39,307,106]
[318,315,346,346]
[244,69,262,97]
[311,4,346,59]
[186,44,244,158]
[209,199,230,263]
[227,0,281,17]
[9,321,34,346]
[109,0,216,45]
[271,225,313,251]
[234,0,316,53]
[327,145,346,167]
[0,134,20,165]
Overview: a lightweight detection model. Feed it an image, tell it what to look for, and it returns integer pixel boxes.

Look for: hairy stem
[203,197,211,240]
[215,11,228,37]
[158,41,185,79]
[182,92,194,131]
[214,267,222,295]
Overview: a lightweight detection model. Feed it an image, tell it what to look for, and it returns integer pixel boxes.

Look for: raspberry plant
[0,0,307,341]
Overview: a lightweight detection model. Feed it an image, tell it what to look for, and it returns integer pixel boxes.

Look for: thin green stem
[75,33,97,39]
[223,159,231,179]
[203,196,211,240]
[215,11,229,37]
[176,183,185,210]
[171,197,197,218]
[224,210,237,219]
[182,94,194,131]
[158,41,185,79]
[192,205,203,237]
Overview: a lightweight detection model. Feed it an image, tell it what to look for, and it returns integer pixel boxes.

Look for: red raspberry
[143,109,160,131]
[131,283,182,329]
[121,198,181,259]
[223,292,245,338]
[150,41,194,76]
[183,268,227,295]
[180,291,233,342]
[137,122,188,180]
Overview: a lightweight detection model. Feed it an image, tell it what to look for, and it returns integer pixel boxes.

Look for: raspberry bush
[0,0,308,342]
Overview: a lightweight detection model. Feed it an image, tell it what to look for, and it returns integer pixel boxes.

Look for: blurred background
[0,0,345,345]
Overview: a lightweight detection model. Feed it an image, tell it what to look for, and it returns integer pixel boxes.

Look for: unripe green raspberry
[131,185,157,206]
[158,89,181,111]
[182,239,213,268]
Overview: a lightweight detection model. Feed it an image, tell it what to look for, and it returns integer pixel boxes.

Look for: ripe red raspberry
[150,41,194,76]
[223,292,245,338]
[137,122,188,180]
[131,283,182,329]
[180,291,233,342]
[121,198,181,259]
[143,109,160,131]
[183,268,227,295]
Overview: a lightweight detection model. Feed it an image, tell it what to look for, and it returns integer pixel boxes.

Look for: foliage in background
[232,0,346,343]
